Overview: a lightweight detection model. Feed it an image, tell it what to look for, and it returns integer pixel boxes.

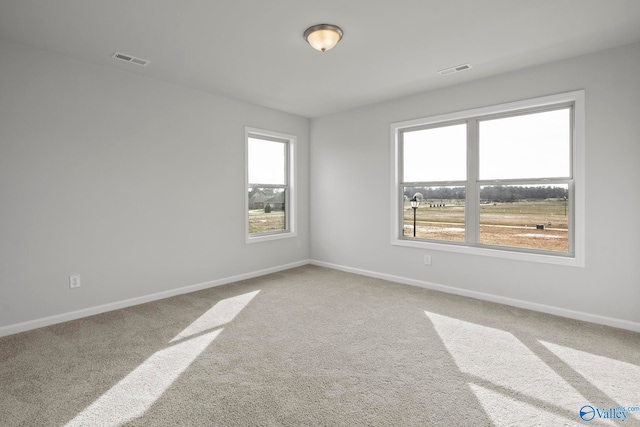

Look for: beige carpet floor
[1,265,639,426]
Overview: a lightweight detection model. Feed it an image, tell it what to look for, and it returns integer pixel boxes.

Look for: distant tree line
[480,185,568,202]
[404,187,465,201]
[404,186,568,203]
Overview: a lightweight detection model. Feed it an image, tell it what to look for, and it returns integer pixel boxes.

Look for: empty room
[1,1,639,426]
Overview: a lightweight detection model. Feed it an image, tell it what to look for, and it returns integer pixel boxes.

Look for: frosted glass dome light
[304,24,343,52]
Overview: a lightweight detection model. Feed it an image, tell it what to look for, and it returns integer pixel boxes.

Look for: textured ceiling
[1,0,639,117]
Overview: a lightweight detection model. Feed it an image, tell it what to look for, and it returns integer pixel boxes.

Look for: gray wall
[310,42,640,327]
[0,40,310,330]
[2,38,639,333]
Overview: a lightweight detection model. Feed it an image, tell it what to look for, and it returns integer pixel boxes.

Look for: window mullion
[466,119,479,244]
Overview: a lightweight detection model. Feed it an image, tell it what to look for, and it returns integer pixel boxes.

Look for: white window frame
[245,127,297,244]
[390,91,585,267]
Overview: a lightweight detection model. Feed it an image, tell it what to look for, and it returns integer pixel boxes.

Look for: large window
[391,91,585,266]
[245,127,296,243]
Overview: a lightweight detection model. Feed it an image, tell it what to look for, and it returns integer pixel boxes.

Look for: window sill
[246,231,296,244]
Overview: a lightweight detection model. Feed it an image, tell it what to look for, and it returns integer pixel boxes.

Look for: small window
[391,91,585,266]
[245,128,296,243]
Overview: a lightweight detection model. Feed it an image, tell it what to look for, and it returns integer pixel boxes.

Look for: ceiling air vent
[112,52,150,67]
[438,63,472,76]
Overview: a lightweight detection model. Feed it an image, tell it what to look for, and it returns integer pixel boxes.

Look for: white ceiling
[1,0,640,118]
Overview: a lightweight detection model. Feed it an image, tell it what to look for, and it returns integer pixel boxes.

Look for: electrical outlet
[423,254,432,266]
[69,275,81,289]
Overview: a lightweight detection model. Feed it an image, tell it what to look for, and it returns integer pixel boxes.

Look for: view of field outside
[403,185,569,252]
[248,187,286,234]
[247,135,288,236]
[400,107,572,253]
[248,209,285,234]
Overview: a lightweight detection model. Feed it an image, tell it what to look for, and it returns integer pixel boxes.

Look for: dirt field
[249,210,285,234]
[249,200,569,252]
[403,223,568,252]
[403,200,569,252]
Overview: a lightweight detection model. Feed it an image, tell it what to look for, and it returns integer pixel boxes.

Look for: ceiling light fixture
[304,24,343,52]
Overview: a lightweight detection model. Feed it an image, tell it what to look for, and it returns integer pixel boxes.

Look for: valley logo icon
[579,405,640,423]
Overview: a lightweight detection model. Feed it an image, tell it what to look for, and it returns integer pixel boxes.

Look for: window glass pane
[248,137,285,185]
[248,188,286,234]
[479,185,569,252]
[479,109,571,180]
[403,124,467,182]
[403,186,465,242]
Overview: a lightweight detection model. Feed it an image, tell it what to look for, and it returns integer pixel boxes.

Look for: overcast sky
[403,108,571,183]
[248,109,571,187]
[248,138,286,185]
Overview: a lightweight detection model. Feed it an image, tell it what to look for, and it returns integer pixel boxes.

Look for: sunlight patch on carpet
[66,290,260,427]
[540,341,640,423]
[425,311,590,423]
[170,290,260,343]
[468,383,579,426]
[65,328,222,427]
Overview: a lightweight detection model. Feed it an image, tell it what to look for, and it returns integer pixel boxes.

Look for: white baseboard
[310,260,640,333]
[0,260,310,338]
[4,258,638,337]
